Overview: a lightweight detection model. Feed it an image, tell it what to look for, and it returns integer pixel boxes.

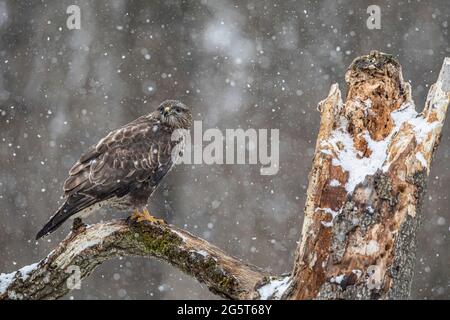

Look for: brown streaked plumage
[36,100,192,240]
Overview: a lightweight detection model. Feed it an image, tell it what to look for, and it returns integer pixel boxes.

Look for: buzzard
[36,100,192,240]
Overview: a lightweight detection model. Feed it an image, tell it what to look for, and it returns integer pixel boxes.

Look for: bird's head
[156,100,192,129]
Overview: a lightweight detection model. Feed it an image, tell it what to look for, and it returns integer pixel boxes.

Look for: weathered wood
[286,52,450,300]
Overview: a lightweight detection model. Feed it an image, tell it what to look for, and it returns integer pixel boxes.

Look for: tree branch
[0,220,269,300]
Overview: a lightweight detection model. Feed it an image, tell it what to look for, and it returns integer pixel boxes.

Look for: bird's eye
[174,107,181,113]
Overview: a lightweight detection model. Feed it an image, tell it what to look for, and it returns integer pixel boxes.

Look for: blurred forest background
[0,0,448,299]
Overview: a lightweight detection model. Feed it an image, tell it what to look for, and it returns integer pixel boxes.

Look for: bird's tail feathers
[35,196,93,240]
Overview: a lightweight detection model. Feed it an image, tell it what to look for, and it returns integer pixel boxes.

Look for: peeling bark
[1,52,448,300]
[286,52,450,300]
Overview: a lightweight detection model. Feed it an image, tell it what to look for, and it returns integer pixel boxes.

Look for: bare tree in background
[1,52,449,300]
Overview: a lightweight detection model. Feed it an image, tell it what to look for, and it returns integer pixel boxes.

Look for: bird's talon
[131,208,166,225]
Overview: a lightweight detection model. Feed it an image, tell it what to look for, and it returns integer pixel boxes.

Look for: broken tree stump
[286,51,450,299]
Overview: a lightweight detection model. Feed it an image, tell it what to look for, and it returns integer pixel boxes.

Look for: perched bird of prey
[36,100,192,240]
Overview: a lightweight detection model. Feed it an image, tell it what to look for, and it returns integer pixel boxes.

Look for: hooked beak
[163,106,171,116]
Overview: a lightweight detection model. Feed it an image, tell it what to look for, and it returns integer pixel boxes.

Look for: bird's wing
[36,116,178,239]
[64,116,175,201]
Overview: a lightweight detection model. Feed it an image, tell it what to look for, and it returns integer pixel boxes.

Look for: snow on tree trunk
[286,51,450,300]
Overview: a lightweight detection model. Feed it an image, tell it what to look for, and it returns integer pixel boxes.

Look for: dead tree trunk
[0,52,448,300]
[285,52,450,299]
